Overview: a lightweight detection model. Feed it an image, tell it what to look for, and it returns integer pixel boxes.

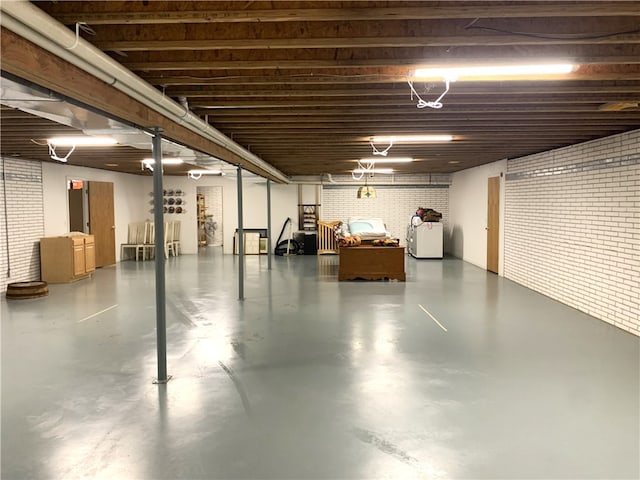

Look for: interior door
[68,188,84,232]
[88,181,116,267]
[486,176,500,274]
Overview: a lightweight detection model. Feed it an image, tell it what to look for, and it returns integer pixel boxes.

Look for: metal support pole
[267,179,272,270]
[237,166,244,300]
[152,129,170,384]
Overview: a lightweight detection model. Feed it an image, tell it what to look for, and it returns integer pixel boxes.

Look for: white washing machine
[407,222,443,259]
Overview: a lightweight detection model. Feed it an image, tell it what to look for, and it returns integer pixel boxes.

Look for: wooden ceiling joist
[2,1,639,177]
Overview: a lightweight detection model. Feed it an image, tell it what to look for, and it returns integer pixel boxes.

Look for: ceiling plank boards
[39,3,640,25]
[3,1,640,177]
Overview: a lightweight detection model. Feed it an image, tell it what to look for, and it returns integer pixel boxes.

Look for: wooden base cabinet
[40,234,96,283]
[338,246,406,281]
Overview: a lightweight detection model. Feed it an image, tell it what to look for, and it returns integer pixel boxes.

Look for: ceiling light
[188,169,224,179]
[360,157,413,164]
[353,168,394,174]
[45,136,118,162]
[142,158,184,165]
[47,136,118,146]
[371,135,453,143]
[357,186,377,199]
[412,63,574,81]
[141,157,184,172]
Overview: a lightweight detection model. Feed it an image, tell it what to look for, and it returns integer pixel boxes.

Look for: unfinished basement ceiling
[3,1,640,177]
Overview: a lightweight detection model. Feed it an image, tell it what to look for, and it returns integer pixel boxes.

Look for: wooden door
[88,181,116,267]
[487,176,500,274]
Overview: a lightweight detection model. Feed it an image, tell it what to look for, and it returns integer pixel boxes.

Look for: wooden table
[338,246,406,281]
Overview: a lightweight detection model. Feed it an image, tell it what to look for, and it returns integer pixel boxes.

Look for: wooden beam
[165,85,640,98]
[187,95,640,109]
[44,4,640,25]
[200,107,640,118]
[142,64,640,85]
[94,33,640,52]
[124,56,640,72]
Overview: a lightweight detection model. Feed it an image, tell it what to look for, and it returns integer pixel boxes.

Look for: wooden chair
[171,220,181,255]
[142,221,155,260]
[317,220,341,255]
[120,222,147,261]
[164,221,176,258]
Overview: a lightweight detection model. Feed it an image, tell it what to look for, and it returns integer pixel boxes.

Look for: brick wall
[505,130,640,336]
[0,158,45,293]
[322,178,449,248]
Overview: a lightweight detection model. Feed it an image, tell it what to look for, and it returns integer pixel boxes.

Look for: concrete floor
[2,248,638,480]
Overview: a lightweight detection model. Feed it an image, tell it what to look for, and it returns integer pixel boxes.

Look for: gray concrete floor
[2,247,639,480]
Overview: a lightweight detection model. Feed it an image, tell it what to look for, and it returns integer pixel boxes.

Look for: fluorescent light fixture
[353,168,394,174]
[47,136,117,146]
[412,63,574,80]
[188,169,223,175]
[46,136,118,162]
[371,135,453,143]
[188,169,224,179]
[360,157,413,164]
[142,158,184,165]
[142,157,184,172]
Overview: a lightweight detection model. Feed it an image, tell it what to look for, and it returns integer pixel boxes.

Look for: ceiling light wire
[370,138,393,156]
[408,77,451,109]
[47,142,75,162]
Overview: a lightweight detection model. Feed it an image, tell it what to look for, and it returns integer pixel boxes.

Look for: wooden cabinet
[84,237,96,271]
[40,234,96,283]
[338,246,406,281]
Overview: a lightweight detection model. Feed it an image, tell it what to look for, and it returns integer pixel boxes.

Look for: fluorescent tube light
[371,135,452,143]
[360,157,413,164]
[188,169,223,175]
[142,158,184,165]
[188,169,224,179]
[412,63,574,80]
[47,136,117,146]
[353,168,394,174]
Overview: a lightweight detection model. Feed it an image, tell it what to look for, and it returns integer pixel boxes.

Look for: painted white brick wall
[505,129,640,336]
[0,158,45,293]
[322,184,449,248]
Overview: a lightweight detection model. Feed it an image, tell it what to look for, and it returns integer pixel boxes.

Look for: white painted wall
[449,160,507,272]
[233,179,298,255]
[42,163,151,261]
[164,175,298,255]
